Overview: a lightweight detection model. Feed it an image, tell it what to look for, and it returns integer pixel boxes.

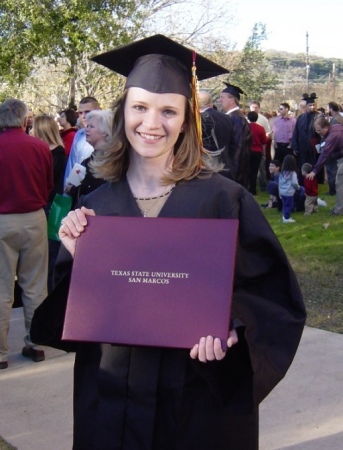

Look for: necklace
[135,187,175,217]
[133,187,175,201]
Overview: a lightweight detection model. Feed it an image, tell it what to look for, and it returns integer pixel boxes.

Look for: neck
[127,169,174,199]
[126,168,171,199]
[126,148,174,198]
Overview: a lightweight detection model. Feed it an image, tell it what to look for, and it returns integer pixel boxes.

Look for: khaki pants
[0,209,48,362]
[304,196,318,215]
[333,158,343,214]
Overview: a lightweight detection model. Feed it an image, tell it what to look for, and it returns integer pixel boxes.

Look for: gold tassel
[191,51,202,146]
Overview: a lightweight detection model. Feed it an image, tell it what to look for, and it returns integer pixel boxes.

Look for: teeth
[140,133,161,141]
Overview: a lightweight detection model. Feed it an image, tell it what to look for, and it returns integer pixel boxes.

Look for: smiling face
[269,163,280,175]
[124,87,186,163]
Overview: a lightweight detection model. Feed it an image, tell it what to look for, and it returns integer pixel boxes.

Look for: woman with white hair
[68,109,113,206]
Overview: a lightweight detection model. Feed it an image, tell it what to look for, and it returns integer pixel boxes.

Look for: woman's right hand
[58,206,95,257]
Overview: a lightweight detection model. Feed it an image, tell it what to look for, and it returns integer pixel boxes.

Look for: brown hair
[33,115,64,148]
[314,116,330,129]
[60,108,78,126]
[90,90,211,183]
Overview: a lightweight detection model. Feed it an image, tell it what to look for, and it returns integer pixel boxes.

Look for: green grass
[257,184,343,333]
[0,437,17,450]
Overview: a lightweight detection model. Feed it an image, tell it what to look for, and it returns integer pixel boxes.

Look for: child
[301,163,319,214]
[302,163,327,213]
[265,159,281,209]
[279,155,299,223]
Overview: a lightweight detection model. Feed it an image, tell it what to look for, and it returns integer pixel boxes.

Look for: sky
[229,0,343,60]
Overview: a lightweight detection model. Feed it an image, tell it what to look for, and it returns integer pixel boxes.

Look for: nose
[143,109,161,129]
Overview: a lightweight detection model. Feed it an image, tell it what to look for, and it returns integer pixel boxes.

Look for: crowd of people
[0,97,114,372]
[1,32,329,449]
[201,89,343,223]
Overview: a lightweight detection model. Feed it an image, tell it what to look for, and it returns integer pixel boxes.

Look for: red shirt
[303,177,318,197]
[249,122,269,152]
[60,127,77,156]
[0,128,54,213]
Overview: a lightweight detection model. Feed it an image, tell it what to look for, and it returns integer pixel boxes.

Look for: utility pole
[306,31,310,92]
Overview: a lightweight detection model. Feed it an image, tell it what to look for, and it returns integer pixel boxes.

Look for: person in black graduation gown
[31,35,306,450]
[217,83,252,189]
[198,90,235,179]
[291,93,322,184]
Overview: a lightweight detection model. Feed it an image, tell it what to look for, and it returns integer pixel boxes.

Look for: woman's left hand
[190,329,238,362]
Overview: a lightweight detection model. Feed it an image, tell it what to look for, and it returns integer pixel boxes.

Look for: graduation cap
[302,93,317,104]
[222,82,246,101]
[91,34,229,99]
[92,34,229,144]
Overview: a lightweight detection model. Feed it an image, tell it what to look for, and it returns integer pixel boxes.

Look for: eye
[163,109,177,117]
[133,104,146,112]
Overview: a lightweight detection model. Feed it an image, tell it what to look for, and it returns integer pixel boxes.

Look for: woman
[32,115,66,292]
[31,35,306,450]
[67,109,113,207]
[58,108,78,156]
[33,115,66,212]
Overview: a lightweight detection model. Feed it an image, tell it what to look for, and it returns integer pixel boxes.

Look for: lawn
[257,183,343,333]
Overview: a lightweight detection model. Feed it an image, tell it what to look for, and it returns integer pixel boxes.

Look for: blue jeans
[268,183,304,212]
[281,195,294,219]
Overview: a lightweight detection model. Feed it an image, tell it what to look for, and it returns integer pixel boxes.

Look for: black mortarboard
[302,93,317,104]
[221,82,246,101]
[91,34,229,98]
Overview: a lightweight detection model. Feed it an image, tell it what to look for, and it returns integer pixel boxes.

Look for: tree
[0,0,189,105]
[0,0,234,107]
[226,23,279,103]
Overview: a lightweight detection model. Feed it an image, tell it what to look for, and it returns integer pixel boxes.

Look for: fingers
[58,207,95,257]
[189,336,226,362]
[189,343,199,360]
[199,336,215,362]
[59,209,86,238]
[227,328,238,348]
[59,207,95,236]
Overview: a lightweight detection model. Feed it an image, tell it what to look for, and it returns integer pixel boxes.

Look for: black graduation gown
[227,110,252,188]
[31,174,306,450]
[201,108,235,180]
[291,111,322,183]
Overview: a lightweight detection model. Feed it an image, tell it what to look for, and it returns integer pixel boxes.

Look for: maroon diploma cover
[62,216,238,349]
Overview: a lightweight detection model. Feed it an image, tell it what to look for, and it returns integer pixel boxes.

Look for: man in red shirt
[247,111,268,195]
[0,98,53,369]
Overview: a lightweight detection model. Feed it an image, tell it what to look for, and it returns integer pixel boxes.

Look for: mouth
[139,132,163,141]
